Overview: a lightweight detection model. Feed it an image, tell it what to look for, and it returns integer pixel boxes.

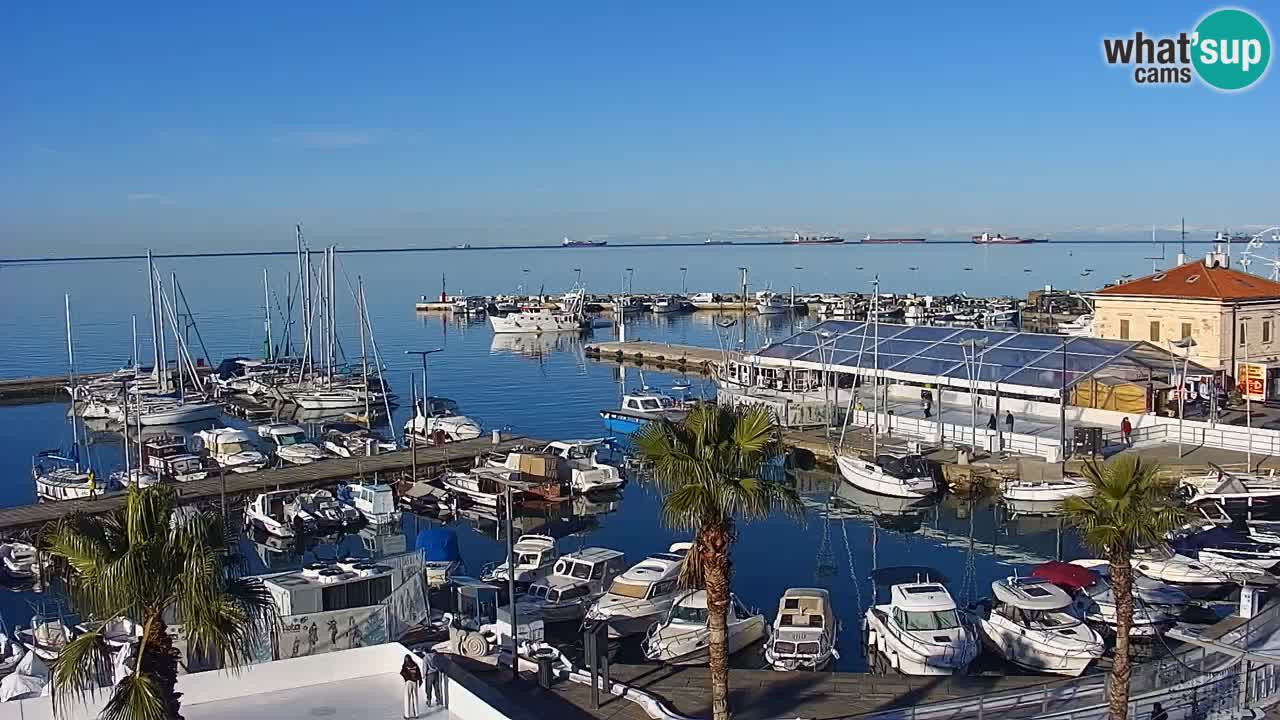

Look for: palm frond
[1061,456,1188,555]
[99,673,170,720]
[50,628,115,714]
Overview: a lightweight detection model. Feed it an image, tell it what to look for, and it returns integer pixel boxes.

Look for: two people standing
[401,652,444,718]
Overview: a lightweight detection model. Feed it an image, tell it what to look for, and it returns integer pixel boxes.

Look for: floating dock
[583,341,724,374]
[0,434,542,533]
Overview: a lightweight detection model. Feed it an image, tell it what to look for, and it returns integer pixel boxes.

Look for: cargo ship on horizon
[561,236,608,248]
[971,232,1046,245]
[861,234,927,244]
[785,233,845,245]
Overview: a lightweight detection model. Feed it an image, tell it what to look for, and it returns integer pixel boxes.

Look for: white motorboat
[836,452,936,499]
[977,576,1105,676]
[1057,314,1095,337]
[1132,546,1250,585]
[404,397,482,443]
[643,590,767,666]
[585,543,691,638]
[138,435,209,483]
[291,388,365,410]
[539,440,626,494]
[519,547,628,623]
[1066,560,1185,637]
[256,422,326,465]
[764,588,839,671]
[191,427,267,473]
[755,291,789,315]
[321,422,397,457]
[864,568,978,675]
[15,617,72,662]
[1179,468,1280,506]
[600,393,689,435]
[442,468,512,508]
[285,489,349,532]
[489,288,588,334]
[1002,477,1095,503]
[32,452,111,502]
[245,490,297,538]
[0,543,44,581]
[482,534,559,586]
[651,297,684,314]
[339,482,401,525]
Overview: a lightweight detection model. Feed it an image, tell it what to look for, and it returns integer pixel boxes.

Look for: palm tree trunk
[700,523,732,720]
[1107,548,1134,720]
[139,615,183,720]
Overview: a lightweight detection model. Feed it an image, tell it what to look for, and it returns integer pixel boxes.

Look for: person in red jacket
[1121,416,1133,447]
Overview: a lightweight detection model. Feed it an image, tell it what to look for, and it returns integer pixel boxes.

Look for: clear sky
[1,2,1276,255]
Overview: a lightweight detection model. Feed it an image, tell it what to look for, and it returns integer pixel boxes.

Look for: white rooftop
[890,582,957,612]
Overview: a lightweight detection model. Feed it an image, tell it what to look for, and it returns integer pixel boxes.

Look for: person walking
[1121,416,1133,447]
[1004,411,1014,434]
[423,651,443,708]
[1149,702,1169,720]
[401,654,423,718]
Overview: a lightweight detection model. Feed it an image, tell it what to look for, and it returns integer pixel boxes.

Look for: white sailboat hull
[836,454,935,498]
[1002,479,1094,503]
[137,401,221,426]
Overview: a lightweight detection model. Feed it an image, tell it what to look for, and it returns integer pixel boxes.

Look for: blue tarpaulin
[416,527,462,563]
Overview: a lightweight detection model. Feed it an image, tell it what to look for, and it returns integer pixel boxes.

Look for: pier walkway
[0,434,539,533]
[584,341,724,374]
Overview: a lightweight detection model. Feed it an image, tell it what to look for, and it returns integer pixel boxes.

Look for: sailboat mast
[330,246,338,379]
[872,276,880,456]
[147,250,163,392]
[171,271,183,397]
[65,294,80,472]
[358,275,370,421]
[131,315,139,373]
[264,268,272,362]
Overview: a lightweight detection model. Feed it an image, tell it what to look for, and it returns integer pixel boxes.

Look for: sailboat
[834,278,937,498]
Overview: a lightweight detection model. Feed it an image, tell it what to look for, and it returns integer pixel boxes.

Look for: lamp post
[573,268,582,287]
[679,267,688,296]
[960,338,988,452]
[625,267,635,295]
[405,349,444,431]
[807,328,835,436]
[1168,337,1197,458]
[738,267,749,348]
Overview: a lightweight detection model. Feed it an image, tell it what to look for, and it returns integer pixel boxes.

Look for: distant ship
[785,233,845,245]
[971,232,1045,245]
[1218,231,1255,244]
[861,234,926,244]
[561,237,607,248]
[704,237,734,245]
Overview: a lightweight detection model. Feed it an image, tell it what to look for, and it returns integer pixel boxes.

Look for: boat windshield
[608,579,652,600]
[516,552,542,567]
[529,585,549,599]
[1021,609,1081,630]
[640,399,662,411]
[902,609,960,631]
[277,432,306,446]
[569,562,592,580]
[219,440,254,454]
[670,604,708,625]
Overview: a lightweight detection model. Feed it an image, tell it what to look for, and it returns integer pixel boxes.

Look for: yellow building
[1091,251,1280,400]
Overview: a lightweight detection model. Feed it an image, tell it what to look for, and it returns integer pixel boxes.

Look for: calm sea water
[1,242,1180,669]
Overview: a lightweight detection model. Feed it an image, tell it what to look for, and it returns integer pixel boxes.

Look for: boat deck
[0,434,540,533]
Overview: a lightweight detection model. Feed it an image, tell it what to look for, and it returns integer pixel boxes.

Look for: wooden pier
[0,368,213,407]
[0,434,542,533]
[583,341,724,375]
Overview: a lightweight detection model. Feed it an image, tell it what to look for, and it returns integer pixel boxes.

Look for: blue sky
[1,2,1276,254]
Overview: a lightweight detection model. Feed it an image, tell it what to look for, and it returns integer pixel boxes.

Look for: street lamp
[679,267,688,296]
[1168,337,1197,458]
[405,348,444,408]
[960,338,989,452]
[573,267,582,287]
[807,328,836,436]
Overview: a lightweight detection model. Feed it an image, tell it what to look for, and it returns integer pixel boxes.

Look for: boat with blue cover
[599,392,689,435]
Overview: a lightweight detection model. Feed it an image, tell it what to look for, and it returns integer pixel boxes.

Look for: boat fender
[866,628,877,647]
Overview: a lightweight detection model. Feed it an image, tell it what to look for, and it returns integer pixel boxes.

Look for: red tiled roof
[1094,259,1280,301]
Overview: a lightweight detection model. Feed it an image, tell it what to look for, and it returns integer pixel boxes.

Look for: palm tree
[40,485,275,720]
[1061,456,1185,720]
[633,404,803,720]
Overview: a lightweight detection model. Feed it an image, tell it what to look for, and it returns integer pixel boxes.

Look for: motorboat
[976,576,1105,676]
[643,590,768,666]
[292,388,365,410]
[0,543,44,581]
[256,422,326,465]
[1056,314,1095,337]
[651,296,685,314]
[1002,477,1095,503]
[244,490,297,538]
[404,397,482,443]
[1179,469,1280,511]
[863,568,978,675]
[1061,560,1186,637]
[836,452,936,499]
[138,435,209,483]
[519,547,628,623]
[32,452,113,502]
[600,393,689,435]
[764,588,839,671]
[489,288,589,334]
[284,489,351,532]
[1170,525,1280,571]
[585,543,692,638]
[542,440,626,494]
[755,291,789,315]
[482,534,558,587]
[321,422,398,457]
[191,427,267,473]
[441,468,513,508]
[14,617,72,661]
[338,482,401,525]
[1131,546,1242,585]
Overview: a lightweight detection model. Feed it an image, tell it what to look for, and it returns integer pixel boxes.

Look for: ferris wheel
[1234,226,1280,279]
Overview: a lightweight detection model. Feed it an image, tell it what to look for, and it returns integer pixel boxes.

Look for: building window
[1181,322,1192,340]
[1119,319,1130,340]
[1241,323,1248,346]
[1149,321,1160,342]
[1265,321,1273,344]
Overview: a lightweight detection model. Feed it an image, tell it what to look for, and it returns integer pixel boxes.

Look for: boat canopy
[875,454,929,480]
[871,566,948,587]
[1032,561,1097,593]
[991,576,1073,610]
[215,356,253,379]
[1172,526,1261,553]
[416,527,462,564]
